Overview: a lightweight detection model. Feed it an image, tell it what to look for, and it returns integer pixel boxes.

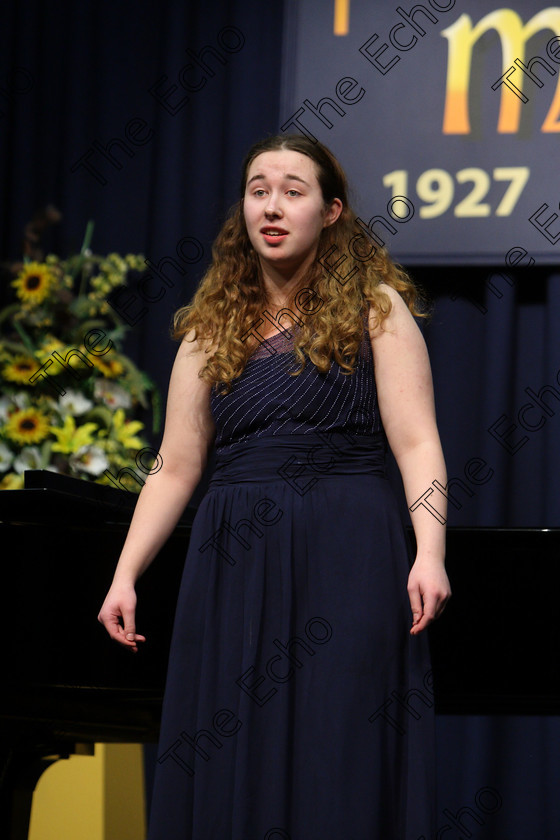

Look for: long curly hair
[173,134,428,393]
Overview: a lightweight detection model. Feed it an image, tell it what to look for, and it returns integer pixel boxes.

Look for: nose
[265,196,282,217]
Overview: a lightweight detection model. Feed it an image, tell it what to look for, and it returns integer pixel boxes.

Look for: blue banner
[280,0,560,264]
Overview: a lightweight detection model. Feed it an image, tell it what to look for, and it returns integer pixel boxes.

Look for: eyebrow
[246,173,311,187]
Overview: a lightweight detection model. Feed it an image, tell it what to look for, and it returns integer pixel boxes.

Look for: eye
[287,189,300,197]
[253,189,267,197]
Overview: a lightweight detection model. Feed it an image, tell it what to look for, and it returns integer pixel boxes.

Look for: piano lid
[0,469,196,526]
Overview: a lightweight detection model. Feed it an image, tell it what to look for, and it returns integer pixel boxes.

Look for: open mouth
[261,227,288,244]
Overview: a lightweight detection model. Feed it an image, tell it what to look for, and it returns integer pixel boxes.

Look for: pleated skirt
[147,434,435,840]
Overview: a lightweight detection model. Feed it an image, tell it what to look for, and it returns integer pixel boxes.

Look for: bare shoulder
[368,282,416,340]
[169,329,218,384]
[367,282,431,391]
[176,328,217,359]
[165,330,217,407]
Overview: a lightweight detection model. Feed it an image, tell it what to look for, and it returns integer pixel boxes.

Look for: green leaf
[104,325,128,346]
[12,320,37,354]
[0,338,36,355]
[0,303,22,326]
[40,439,53,465]
[85,405,114,428]
[69,297,93,319]
[80,220,95,256]
[151,387,162,433]
[69,318,108,344]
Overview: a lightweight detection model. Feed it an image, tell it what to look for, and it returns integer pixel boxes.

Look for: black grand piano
[1,471,559,839]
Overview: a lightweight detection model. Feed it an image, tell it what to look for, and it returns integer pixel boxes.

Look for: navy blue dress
[147,322,436,840]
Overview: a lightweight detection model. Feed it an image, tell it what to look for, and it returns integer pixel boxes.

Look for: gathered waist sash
[208,432,387,488]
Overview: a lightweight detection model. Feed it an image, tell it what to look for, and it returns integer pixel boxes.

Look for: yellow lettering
[442,9,560,134]
[541,64,560,130]
[334,0,351,36]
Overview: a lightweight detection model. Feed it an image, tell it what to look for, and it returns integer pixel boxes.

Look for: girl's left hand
[407,558,451,635]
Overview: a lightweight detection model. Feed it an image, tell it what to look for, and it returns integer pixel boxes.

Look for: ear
[323,197,343,228]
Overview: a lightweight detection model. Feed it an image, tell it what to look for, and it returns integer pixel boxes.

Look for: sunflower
[3,407,51,445]
[12,262,56,306]
[2,355,40,384]
[91,354,125,378]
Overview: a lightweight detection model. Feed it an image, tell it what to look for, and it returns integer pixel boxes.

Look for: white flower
[0,397,12,423]
[0,442,14,472]
[93,379,132,409]
[13,392,30,410]
[58,389,93,416]
[13,446,43,474]
[0,393,32,424]
[69,444,109,476]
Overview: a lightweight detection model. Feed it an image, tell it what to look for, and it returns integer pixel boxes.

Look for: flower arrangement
[0,213,159,491]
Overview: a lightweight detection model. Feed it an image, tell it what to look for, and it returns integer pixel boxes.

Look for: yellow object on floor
[28,743,146,840]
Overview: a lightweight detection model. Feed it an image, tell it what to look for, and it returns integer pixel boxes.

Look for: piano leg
[0,744,70,840]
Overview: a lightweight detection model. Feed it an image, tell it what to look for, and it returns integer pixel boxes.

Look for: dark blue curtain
[1,0,283,497]
[414,266,560,527]
[1,2,558,837]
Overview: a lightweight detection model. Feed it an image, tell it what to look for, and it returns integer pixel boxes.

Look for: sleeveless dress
[147,320,436,840]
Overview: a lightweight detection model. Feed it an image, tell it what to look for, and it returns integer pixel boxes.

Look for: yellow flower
[38,336,65,357]
[125,253,145,270]
[38,345,93,377]
[2,355,41,384]
[34,340,65,376]
[4,407,51,445]
[12,262,56,306]
[91,354,124,378]
[0,472,24,490]
[111,409,144,449]
[50,415,98,454]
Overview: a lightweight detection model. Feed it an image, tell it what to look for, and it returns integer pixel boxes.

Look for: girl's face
[243,149,342,277]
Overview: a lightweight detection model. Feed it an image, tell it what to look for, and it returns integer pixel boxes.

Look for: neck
[259,252,315,309]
